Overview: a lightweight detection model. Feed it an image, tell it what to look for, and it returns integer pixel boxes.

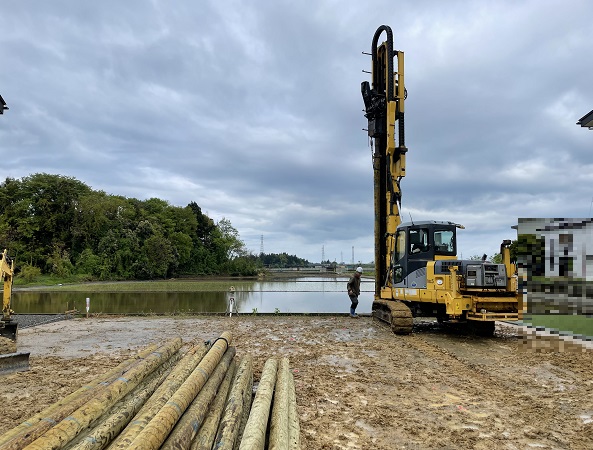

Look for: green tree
[489,239,517,265]
[0,173,287,280]
[188,202,216,249]
[47,245,74,278]
[517,234,545,276]
[169,231,193,268]
[75,248,102,277]
[72,192,137,255]
[139,234,174,279]
[97,228,140,279]
[225,256,258,276]
[215,218,247,260]
[0,174,91,268]
[490,253,503,264]
[259,252,310,268]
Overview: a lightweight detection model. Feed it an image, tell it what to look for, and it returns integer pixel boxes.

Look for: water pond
[13,277,376,315]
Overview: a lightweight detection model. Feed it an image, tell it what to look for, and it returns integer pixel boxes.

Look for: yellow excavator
[0,97,19,343]
[1,249,18,341]
[0,97,28,372]
[0,249,29,375]
[361,25,519,336]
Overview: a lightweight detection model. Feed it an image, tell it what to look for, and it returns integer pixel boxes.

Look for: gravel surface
[13,313,74,329]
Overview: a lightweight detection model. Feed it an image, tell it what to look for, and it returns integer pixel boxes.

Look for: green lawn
[14,279,257,292]
[523,314,593,338]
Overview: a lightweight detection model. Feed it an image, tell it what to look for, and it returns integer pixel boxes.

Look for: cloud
[1,0,592,264]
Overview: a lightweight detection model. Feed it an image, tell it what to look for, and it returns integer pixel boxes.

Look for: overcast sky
[1,1,591,264]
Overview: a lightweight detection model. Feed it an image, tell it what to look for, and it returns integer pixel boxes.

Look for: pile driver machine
[361,25,519,336]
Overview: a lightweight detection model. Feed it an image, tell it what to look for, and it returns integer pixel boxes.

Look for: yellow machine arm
[0,249,17,341]
[1,249,14,320]
[361,25,407,296]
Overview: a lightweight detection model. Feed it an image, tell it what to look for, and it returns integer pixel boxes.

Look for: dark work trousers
[349,295,359,315]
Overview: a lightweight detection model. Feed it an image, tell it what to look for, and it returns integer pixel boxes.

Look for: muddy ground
[1,316,593,449]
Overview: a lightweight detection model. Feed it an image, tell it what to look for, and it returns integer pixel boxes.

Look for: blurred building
[0,94,8,114]
[577,109,593,129]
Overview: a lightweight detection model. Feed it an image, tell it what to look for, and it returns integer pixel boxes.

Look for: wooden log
[238,358,277,450]
[235,356,254,450]
[0,343,160,448]
[269,357,290,450]
[127,332,232,450]
[64,351,181,450]
[161,346,236,450]
[21,338,182,450]
[212,354,253,450]
[190,359,236,450]
[287,371,300,450]
[108,343,209,449]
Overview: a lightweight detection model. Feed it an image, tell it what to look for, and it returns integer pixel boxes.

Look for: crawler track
[371,299,413,334]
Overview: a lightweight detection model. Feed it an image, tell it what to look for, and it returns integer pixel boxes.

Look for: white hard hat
[356,267,363,273]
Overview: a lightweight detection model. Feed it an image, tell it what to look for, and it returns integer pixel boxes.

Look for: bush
[19,264,41,282]
[47,248,74,278]
[75,248,102,277]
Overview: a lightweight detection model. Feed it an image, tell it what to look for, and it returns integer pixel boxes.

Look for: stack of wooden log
[0,331,300,450]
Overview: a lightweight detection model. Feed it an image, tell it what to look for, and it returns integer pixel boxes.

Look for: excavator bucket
[0,320,18,341]
[0,320,29,375]
[0,352,30,375]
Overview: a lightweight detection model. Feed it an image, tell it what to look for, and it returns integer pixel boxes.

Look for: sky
[0,1,592,264]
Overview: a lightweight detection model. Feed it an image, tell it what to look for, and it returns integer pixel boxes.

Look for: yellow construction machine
[0,249,18,341]
[361,25,519,336]
[0,249,29,375]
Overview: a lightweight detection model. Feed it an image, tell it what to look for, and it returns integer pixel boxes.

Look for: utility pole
[351,246,354,264]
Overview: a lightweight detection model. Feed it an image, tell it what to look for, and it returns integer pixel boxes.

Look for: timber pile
[0,332,300,450]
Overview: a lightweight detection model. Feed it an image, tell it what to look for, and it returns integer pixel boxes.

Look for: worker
[347,266,363,318]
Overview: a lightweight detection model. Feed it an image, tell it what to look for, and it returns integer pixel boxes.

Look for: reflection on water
[13,277,375,314]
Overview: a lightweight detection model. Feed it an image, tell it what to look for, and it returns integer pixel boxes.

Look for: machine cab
[392,221,459,287]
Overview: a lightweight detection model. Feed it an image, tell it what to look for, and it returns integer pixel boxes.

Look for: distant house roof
[577,109,593,128]
[537,218,593,232]
[0,94,7,114]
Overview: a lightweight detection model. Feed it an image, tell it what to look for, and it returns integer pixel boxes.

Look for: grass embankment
[15,279,259,292]
[524,314,593,338]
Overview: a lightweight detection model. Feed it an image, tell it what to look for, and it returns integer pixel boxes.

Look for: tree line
[0,174,309,281]
[256,252,310,268]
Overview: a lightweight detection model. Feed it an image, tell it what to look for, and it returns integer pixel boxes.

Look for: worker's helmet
[356,267,363,273]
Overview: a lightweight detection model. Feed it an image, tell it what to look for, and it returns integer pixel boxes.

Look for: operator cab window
[434,229,455,255]
[395,229,406,262]
[409,228,429,254]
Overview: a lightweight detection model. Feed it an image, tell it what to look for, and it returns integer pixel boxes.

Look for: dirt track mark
[403,332,593,449]
[3,316,593,449]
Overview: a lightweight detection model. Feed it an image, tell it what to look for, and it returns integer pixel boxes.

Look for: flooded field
[13,277,375,314]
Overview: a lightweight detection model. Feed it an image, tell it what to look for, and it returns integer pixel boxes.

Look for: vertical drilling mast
[362,26,518,336]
